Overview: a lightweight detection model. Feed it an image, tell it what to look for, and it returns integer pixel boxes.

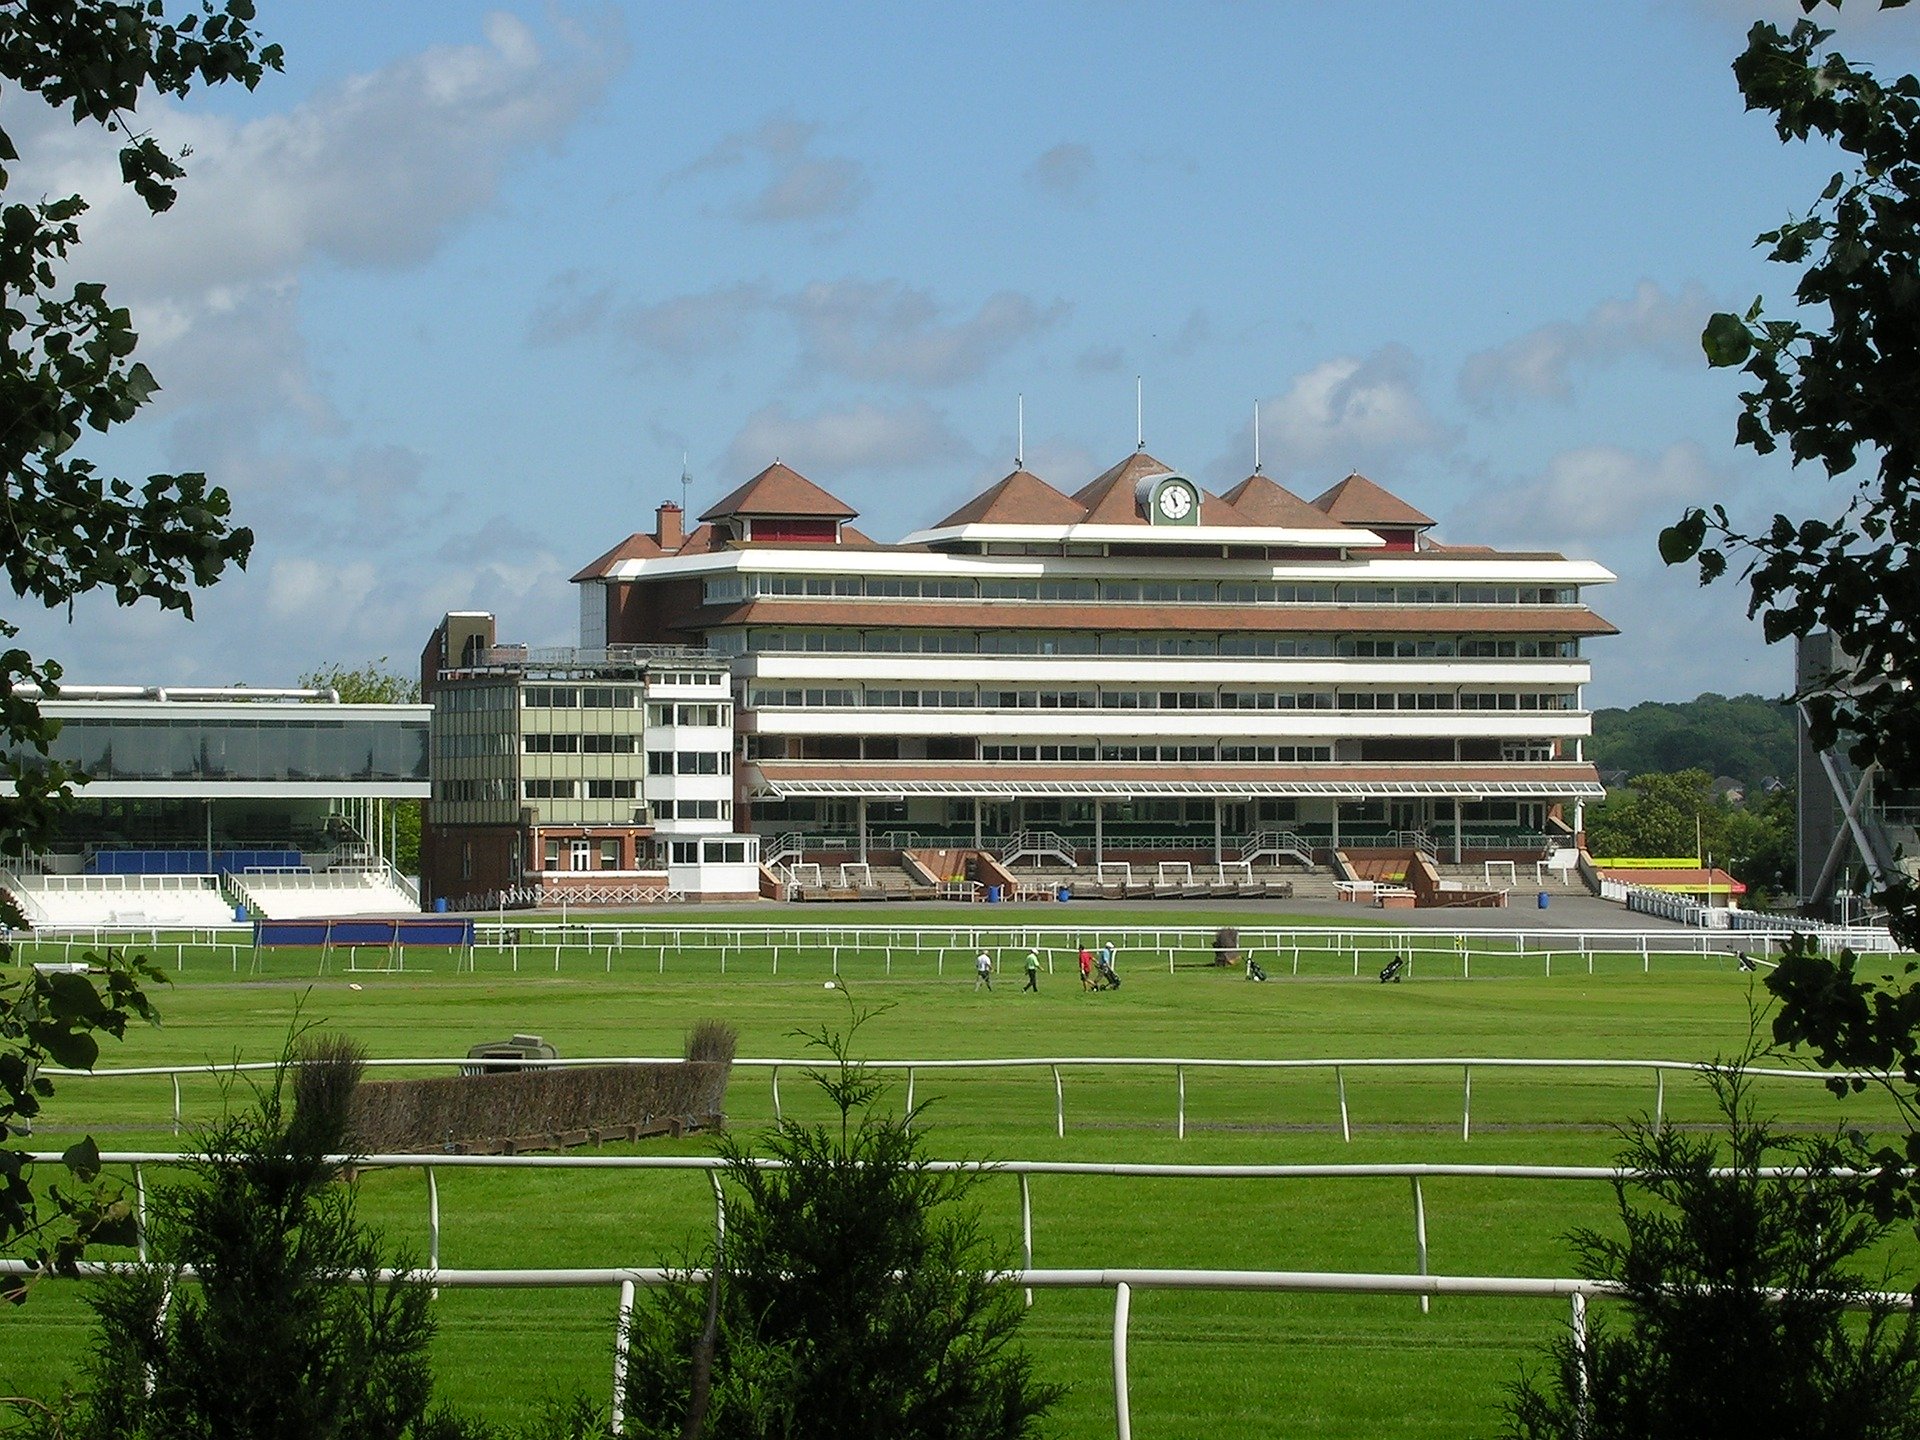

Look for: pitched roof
[570,532,664,582]
[699,462,859,522]
[1218,473,1344,530]
[934,469,1087,528]
[1311,472,1434,528]
[1072,451,1174,522]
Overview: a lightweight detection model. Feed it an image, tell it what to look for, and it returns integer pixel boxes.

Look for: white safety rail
[1155,861,1193,887]
[1215,860,1253,887]
[1483,859,1518,888]
[1095,861,1132,886]
[14,1150,1911,1439]
[48,1054,1883,1144]
[4,917,1901,978]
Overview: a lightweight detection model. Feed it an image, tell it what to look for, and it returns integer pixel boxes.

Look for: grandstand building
[0,686,427,926]
[417,613,756,906]
[568,452,1616,866]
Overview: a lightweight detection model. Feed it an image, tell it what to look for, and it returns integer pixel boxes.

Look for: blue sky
[15,1,1920,706]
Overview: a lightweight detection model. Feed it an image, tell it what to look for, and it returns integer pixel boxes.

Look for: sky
[11,0,1920,708]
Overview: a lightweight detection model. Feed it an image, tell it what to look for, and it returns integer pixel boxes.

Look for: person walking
[1078,945,1094,991]
[974,950,994,991]
[1022,948,1040,992]
[1100,939,1117,977]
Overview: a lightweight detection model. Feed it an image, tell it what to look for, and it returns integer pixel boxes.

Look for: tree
[619,996,1061,1440]
[1,0,276,868]
[67,1033,455,1440]
[0,950,165,1302]
[1505,1060,1920,1440]
[1584,769,1720,859]
[299,660,422,706]
[298,661,422,870]
[1662,0,1920,944]
[0,0,279,1305]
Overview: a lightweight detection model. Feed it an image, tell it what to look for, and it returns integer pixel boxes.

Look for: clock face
[1157,482,1194,520]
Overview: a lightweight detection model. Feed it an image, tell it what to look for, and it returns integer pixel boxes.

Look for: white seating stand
[1536,850,1580,887]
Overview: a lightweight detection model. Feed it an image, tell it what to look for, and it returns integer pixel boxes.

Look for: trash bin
[434,897,449,913]
[1537,891,1551,910]
[1057,887,1071,902]
[232,903,247,922]
[987,885,1003,903]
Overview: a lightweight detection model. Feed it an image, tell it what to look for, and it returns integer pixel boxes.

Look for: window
[600,839,622,868]
[544,839,560,869]
[703,839,749,864]
[670,841,699,864]
[524,779,577,799]
[647,751,673,776]
[586,779,637,799]
[676,751,726,775]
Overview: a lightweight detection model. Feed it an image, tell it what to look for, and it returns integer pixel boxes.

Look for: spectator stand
[253,916,476,974]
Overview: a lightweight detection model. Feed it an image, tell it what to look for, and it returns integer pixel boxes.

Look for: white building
[570,453,1615,866]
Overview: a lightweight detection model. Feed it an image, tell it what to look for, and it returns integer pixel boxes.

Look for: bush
[619,995,1061,1439]
[1505,1057,1920,1440]
[66,1033,455,1440]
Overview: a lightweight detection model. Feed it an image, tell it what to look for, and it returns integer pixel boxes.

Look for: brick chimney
[655,501,685,550]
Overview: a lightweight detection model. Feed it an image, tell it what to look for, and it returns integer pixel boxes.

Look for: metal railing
[999,830,1078,867]
[11,1149,1910,1440]
[48,1052,1882,1145]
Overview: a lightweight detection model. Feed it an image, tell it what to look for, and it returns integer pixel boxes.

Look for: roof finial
[1016,393,1024,470]
[1253,401,1262,475]
[1135,376,1144,452]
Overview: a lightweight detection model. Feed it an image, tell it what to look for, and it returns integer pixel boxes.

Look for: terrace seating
[1,872,237,928]
[228,868,419,919]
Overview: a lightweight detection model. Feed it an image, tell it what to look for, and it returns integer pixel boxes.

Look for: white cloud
[671,114,869,226]
[723,400,973,477]
[1459,281,1714,408]
[12,12,623,415]
[1465,441,1735,548]
[785,279,1069,386]
[548,275,1067,386]
[1026,142,1096,205]
[1255,346,1453,478]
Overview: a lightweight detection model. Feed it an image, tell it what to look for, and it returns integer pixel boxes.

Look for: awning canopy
[748,761,1605,802]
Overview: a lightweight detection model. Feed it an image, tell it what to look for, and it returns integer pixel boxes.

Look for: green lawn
[4,928,1908,1437]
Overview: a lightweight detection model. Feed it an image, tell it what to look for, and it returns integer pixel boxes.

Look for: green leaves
[1658,508,1708,564]
[1702,310,1755,366]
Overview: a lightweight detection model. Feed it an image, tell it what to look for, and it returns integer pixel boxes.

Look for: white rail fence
[11,1149,1909,1440]
[3,919,1900,977]
[49,1054,1879,1144]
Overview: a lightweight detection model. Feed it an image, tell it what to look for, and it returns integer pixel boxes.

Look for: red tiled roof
[1219,473,1345,529]
[685,598,1620,635]
[1074,451,1171,523]
[1312,473,1435,528]
[700,462,859,522]
[934,469,1087,527]
[570,532,664,582]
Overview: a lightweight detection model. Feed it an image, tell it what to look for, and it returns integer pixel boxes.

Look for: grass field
[4,918,1910,1437]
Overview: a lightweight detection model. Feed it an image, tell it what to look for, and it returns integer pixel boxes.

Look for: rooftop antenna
[1135,376,1144,452]
[1016,394,1024,470]
[1253,401,1263,475]
[680,451,690,514]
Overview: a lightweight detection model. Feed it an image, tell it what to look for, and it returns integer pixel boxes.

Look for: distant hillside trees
[1584,769,1795,893]
[1590,693,1794,790]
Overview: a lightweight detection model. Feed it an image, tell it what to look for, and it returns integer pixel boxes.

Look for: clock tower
[1137,472,1201,526]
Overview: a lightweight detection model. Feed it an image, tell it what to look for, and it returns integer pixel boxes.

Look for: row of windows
[524,779,640,799]
[522,685,643,710]
[645,751,733,776]
[745,686,1579,713]
[439,686,514,713]
[437,778,513,803]
[650,670,727,688]
[658,798,730,820]
[669,839,752,864]
[979,743,1335,763]
[643,703,730,727]
[524,733,640,753]
[727,629,1581,659]
[704,574,1579,606]
[17,718,428,783]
